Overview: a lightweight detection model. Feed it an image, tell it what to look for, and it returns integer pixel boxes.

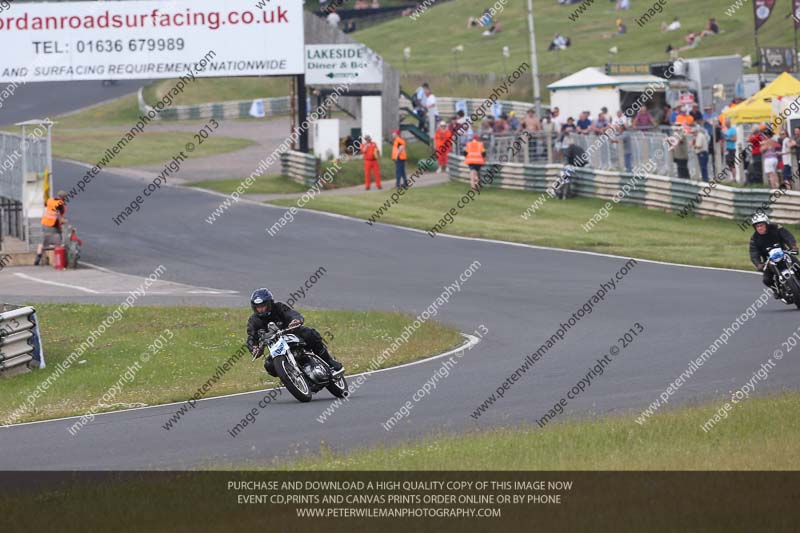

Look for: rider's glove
[251,346,263,361]
[288,319,302,329]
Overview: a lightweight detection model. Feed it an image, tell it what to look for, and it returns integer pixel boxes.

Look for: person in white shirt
[326,10,341,27]
[780,129,796,189]
[413,83,428,129]
[415,84,427,107]
[612,110,628,128]
[424,84,439,124]
[550,107,566,131]
[662,17,681,32]
[693,121,711,182]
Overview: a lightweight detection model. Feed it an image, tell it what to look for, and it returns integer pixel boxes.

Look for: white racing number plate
[269,337,289,357]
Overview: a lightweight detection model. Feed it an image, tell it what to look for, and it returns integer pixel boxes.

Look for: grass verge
[268,182,784,271]
[0,304,462,424]
[189,175,309,195]
[191,140,435,194]
[55,93,143,129]
[52,129,255,167]
[286,391,800,470]
[143,77,294,107]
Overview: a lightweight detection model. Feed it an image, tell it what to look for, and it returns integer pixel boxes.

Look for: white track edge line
[295,207,761,276]
[78,261,239,294]
[0,332,479,430]
[13,272,100,294]
[178,181,760,277]
[58,157,760,277]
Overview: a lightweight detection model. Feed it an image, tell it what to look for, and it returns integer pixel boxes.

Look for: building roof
[547,67,617,90]
[548,67,668,92]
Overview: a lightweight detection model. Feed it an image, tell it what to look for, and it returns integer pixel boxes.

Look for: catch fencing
[0,128,50,250]
[0,131,48,201]
[471,129,710,180]
[0,304,45,378]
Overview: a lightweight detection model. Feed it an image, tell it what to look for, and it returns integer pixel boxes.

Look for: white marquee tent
[548,67,668,120]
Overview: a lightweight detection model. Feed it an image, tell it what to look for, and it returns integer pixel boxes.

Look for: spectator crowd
[415,90,799,190]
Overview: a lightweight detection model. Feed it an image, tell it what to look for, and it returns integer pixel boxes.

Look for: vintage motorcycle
[257,322,348,402]
[764,246,800,309]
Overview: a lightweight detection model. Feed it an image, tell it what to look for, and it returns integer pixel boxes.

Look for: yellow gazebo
[724,72,800,125]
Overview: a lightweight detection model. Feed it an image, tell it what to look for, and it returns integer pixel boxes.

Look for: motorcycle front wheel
[788,278,800,309]
[273,355,313,402]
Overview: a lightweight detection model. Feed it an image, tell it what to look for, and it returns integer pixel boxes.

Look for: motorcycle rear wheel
[326,374,349,399]
[273,355,313,402]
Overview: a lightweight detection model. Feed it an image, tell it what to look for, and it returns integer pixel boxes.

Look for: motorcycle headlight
[769,249,785,262]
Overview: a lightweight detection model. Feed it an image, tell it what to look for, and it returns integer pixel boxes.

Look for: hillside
[142,1,798,104]
[353,0,797,98]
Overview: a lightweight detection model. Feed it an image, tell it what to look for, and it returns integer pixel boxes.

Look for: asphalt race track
[1,79,798,470]
[2,155,799,470]
[0,79,151,126]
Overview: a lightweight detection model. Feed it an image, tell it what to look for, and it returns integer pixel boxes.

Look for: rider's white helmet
[751,212,770,227]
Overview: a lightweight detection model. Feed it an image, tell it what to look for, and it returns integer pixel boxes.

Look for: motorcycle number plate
[269,337,289,357]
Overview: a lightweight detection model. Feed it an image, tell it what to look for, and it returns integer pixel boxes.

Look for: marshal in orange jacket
[434,128,453,152]
[391,136,407,160]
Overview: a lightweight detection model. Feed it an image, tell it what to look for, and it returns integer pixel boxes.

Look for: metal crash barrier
[0,304,45,378]
[281,151,318,186]
[448,155,800,224]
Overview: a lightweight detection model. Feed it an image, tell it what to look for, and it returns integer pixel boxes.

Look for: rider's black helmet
[250,288,274,319]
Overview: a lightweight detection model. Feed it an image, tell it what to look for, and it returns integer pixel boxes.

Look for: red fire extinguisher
[53,245,66,270]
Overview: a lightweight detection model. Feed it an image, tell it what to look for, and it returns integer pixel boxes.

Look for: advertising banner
[0,0,305,82]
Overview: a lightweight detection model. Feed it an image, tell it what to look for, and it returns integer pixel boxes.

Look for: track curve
[0,80,151,126]
[1,159,798,470]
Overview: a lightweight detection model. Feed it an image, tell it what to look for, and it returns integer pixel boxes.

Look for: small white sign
[305,43,383,85]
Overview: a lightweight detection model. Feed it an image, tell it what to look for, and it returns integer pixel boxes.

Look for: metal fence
[0,199,24,244]
[467,128,717,181]
[281,151,318,186]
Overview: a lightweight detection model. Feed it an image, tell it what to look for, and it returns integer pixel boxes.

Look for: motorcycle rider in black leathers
[247,288,343,377]
[749,212,798,295]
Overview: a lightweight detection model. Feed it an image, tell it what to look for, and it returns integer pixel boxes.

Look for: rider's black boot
[318,348,343,372]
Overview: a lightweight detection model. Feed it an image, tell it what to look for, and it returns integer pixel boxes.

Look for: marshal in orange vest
[464,139,486,166]
[41,197,66,228]
[391,136,407,161]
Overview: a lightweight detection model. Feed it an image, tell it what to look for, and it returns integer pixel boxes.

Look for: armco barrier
[448,156,800,224]
[138,87,533,123]
[280,151,318,186]
[137,88,291,121]
[0,304,45,378]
